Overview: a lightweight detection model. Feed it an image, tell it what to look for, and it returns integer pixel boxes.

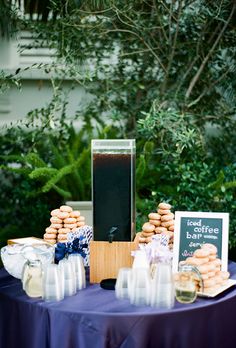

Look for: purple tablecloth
[1,263,236,348]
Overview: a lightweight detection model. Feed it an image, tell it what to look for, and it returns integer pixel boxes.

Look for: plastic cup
[58,259,76,296]
[115,267,132,299]
[129,268,151,306]
[42,264,64,301]
[68,254,86,290]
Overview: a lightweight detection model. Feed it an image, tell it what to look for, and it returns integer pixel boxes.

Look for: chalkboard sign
[172,211,229,272]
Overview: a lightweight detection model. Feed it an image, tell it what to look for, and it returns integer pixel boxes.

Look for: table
[1,263,236,348]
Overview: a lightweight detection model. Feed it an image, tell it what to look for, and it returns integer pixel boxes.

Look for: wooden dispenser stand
[90,241,137,283]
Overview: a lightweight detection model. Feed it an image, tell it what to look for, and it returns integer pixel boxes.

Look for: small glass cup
[129,268,151,306]
[42,264,64,301]
[115,267,132,299]
[175,264,202,304]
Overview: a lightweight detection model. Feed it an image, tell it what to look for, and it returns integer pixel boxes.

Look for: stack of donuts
[136,202,175,249]
[181,243,230,294]
[43,205,85,244]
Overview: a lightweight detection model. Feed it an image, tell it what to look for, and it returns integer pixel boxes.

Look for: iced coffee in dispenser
[92,139,136,241]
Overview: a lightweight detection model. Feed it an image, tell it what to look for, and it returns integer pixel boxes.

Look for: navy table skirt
[1,262,236,348]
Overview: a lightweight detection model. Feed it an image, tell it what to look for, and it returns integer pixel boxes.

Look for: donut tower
[136,202,175,249]
[181,243,230,294]
[43,205,85,244]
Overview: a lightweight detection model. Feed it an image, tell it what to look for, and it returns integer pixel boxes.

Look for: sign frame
[172,211,229,272]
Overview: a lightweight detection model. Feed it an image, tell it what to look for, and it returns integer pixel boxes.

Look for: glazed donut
[58,228,71,234]
[64,217,77,224]
[64,223,77,229]
[141,231,155,238]
[142,222,155,233]
[185,257,209,266]
[50,209,61,217]
[57,211,70,220]
[161,220,174,228]
[70,210,81,218]
[77,221,85,227]
[161,213,174,222]
[50,223,63,229]
[155,226,168,234]
[193,249,210,258]
[57,234,68,241]
[149,219,161,227]
[60,205,73,213]
[50,216,63,224]
[157,209,171,215]
[45,227,57,234]
[201,243,217,255]
[148,213,161,220]
[44,233,57,240]
[158,203,172,210]
[77,216,85,222]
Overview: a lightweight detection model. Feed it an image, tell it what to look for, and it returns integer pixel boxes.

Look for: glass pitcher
[174,264,203,304]
[22,259,43,297]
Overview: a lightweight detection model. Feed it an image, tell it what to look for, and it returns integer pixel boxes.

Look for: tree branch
[185,3,236,99]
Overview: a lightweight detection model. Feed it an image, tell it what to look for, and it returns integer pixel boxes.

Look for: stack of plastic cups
[42,264,64,301]
[58,259,76,297]
[150,262,174,309]
[68,254,86,291]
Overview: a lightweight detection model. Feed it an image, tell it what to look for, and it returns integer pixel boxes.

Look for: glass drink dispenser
[92,139,136,242]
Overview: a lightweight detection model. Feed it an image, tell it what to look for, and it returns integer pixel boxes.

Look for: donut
[185,257,209,266]
[212,259,222,267]
[64,223,77,229]
[158,203,172,210]
[44,239,57,244]
[58,228,71,234]
[201,273,209,280]
[214,275,223,285]
[155,226,168,234]
[77,216,85,222]
[209,254,217,261]
[77,221,85,227]
[142,222,155,233]
[45,227,57,234]
[44,233,57,239]
[70,210,81,218]
[148,213,161,220]
[161,220,174,228]
[198,264,209,274]
[149,219,161,227]
[57,211,70,220]
[219,271,230,280]
[194,249,210,258]
[60,205,73,213]
[64,217,77,224]
[168,225,175,232]
[51,209,61,217]
[203,278,216,288]
[141,231,155,238]
[161,213,174,222]
[201,243,217,255]
[50,216,63,224]
[208,271,216,278]
[50,223,63,229]
[157,209,171,215]
[57,234,68,241]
